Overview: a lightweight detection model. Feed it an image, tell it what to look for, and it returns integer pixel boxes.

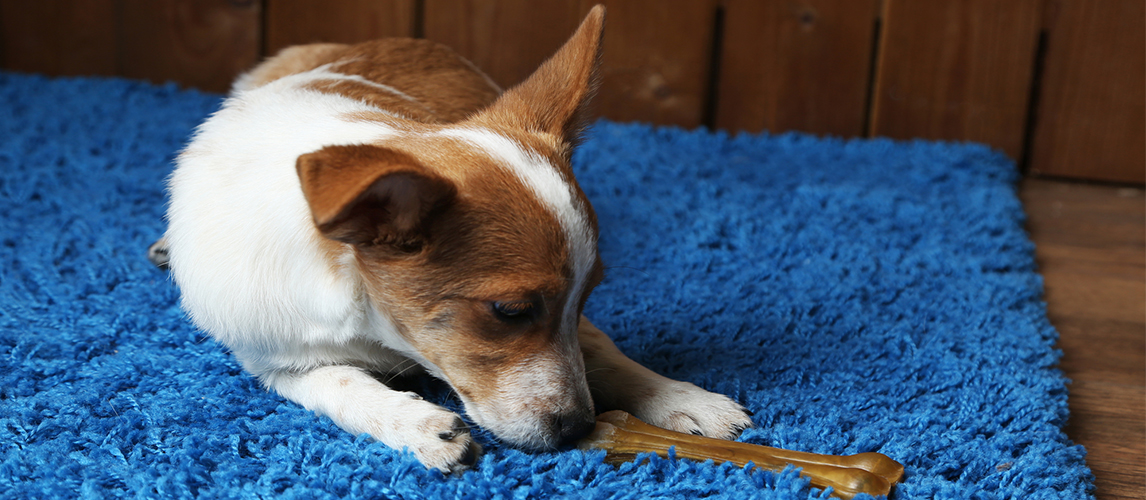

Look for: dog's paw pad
[147,238,170,269]
[425,434,481,475]
[457,440,480,468]
[731,419,752,434]
[405,409,483,474]
[437,416,469,441]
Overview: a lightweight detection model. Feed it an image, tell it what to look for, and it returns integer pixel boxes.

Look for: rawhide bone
[577,411,904,499]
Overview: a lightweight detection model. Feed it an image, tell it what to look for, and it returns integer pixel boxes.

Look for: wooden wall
[1,0,1141,184]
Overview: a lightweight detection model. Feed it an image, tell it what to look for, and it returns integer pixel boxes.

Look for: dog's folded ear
[297,144,456,248]
[474,5,605,145]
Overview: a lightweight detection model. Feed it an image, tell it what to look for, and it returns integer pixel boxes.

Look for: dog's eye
[491,301,535,321]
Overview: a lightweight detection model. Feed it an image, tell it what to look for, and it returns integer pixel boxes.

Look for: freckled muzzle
[454,358,597,450]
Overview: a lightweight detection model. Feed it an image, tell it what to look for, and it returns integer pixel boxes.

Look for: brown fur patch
[297,144,458,247]
[327,39,501,123]
[471,5,604,144]
[242,39,500,124]
[331,136,581,404]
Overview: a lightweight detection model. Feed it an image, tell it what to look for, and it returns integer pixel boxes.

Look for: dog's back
[235,39,501,123]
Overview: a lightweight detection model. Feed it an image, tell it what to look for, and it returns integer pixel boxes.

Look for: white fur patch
[437,127,596,336]
[165,70,419,377]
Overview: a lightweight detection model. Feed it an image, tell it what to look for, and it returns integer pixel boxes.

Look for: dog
[152,5,751,473]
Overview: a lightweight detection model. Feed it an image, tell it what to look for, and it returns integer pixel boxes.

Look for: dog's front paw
[627,381,753,440]
[399,403,482,474]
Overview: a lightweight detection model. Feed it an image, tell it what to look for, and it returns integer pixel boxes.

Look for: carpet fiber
[0,72,1094,499]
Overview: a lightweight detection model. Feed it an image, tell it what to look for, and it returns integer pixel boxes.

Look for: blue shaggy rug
[0,72,1094,499]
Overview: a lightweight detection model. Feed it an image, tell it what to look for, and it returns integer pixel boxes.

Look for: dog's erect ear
[475,5,605,144]
[297,144,456,248]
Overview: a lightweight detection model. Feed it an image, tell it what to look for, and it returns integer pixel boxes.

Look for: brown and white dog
[154,6,751,473]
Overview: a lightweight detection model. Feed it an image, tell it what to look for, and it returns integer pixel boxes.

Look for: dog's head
[296,7,606,449]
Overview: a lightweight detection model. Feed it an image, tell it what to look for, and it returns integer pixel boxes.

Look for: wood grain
[0,0,117,76]
[870,0,1042,161]
[118,0,261,93]
[714,0,879,136]
[1064,381,1146,500]
[1027,0,1145,184]
[584,0,718,127]
[0,0,1141,185]
[423,0,582,91]
[1021,177,1146,500]
[1054,317,1145,387]
[264,0,417,56]
[425,0,719,127]
[1042,268,1144,324]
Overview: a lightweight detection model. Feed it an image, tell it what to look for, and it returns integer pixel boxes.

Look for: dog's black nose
[553,412,597,447]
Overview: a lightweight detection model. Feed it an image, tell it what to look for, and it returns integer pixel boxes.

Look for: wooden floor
[1020,177,1145,500]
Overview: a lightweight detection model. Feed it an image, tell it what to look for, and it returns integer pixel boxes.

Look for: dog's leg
[579,316,753,439]
[147,237,170,269]
[264,365,481,473]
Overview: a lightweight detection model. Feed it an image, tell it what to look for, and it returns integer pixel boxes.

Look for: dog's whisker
[583,367,616,377]
[586,377,616,396]
[588,383,614,397]
[383,359,420,385]
[587,386,606,399]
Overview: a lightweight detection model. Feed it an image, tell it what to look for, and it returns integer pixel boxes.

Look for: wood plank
[1021,178,1145,250]
[425,0,717,127]
[423,0,582,91]
[0,0,116,76]
[1035,244,1144,282]
[117,0,261,93]
[870,0,1043,161]
[714,0,879,136]
[585,0,718,127]
[1041,269,1145,324]
[1054,317,1145,387]
[1028,0,1145,184]
[1062,381,1146,500]
[264,0,416,56]
[1021,177,1146,500]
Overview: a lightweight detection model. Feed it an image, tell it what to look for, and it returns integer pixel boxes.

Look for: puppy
[156,6,751,473]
